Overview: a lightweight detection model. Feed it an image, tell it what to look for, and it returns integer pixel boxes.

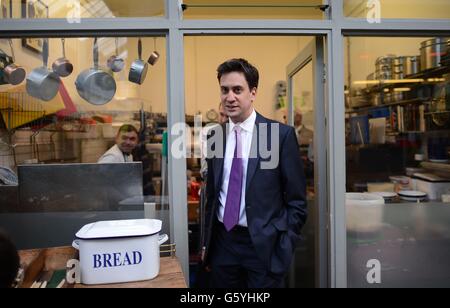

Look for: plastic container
[346,193,385,233]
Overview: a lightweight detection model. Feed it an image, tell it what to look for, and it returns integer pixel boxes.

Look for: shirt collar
[228,109,257,134]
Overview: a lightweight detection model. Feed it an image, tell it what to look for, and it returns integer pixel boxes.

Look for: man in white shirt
[98,124,139,163]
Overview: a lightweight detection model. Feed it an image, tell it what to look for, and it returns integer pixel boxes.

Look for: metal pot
[3,39,26,85]
[52,38,73,78]
[148,51,160,66]
[107,38,125,73]
[404,56,421,76]
[375,69,392,80]
[420,37,449,71]
[148,37,160,66]
[370,93,382,106]
[76,38,116,105]
[26,39,61,101]
[129,38,148,85]
[391,56,406,79]
[391,91,404,102]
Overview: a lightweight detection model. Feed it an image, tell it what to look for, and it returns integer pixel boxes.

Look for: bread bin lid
[76,219,162,240]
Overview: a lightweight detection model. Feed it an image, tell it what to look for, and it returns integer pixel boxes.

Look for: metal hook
[8,39,15,62]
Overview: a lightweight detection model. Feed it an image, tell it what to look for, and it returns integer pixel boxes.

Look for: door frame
[181,30,332,287]
[286,36,328,288]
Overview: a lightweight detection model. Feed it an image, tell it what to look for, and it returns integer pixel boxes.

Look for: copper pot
[3,39,26,85]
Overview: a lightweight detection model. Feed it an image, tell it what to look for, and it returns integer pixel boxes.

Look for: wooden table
[19,246,187,288]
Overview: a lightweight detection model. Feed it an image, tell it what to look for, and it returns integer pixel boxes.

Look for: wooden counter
[18,246,187,288]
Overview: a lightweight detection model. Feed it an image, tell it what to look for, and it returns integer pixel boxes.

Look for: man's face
[220,72,256,123]
[116,131,138,154]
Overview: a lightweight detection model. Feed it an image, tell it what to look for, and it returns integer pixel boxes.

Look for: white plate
[399,196,428,202]
[372,192,398,199]
[398,191,427,200]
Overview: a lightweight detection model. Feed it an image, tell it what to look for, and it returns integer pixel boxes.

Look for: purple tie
[223,126,243,232]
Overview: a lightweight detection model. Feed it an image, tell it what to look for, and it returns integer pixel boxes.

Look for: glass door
[286,36,328,288]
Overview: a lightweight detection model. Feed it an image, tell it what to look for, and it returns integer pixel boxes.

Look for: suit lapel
[213,123,227,192]
[245,113,263,192]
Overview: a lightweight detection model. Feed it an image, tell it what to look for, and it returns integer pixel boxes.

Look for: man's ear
[251,87,257,101]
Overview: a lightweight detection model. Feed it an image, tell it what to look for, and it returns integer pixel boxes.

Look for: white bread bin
[72,219,168,285]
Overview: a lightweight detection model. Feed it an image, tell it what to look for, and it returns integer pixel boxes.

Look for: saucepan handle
[158,234,169,246]
[72,239,80,250]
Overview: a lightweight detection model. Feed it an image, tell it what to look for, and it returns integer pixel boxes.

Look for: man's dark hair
[0,231,20,288]
[217,58,259,90]
[117,124,139,137]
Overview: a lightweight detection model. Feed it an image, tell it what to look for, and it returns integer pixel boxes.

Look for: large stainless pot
[375,69,392,80]
[3,39,26,85]
[420,38,449,71]
[76,38,116,105]
[391,56,406,79]
[26,39,61,101]
[375,55,395,80]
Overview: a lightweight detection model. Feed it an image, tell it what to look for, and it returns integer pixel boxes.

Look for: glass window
[0,36,169,250]
[345,36,450,287]
[2,0,164,19]
[182,0,328,20]
[344,0,450,20]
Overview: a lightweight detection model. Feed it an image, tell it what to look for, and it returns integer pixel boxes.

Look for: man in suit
[202,58,307,288]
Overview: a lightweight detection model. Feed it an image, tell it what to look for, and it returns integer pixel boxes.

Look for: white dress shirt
[218,109,256,227]
[98,144,133,163]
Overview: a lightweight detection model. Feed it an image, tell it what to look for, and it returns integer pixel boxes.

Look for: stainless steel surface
[420,37,449,71]
[375,69,392,80]
[3,39,26,86]
[129,38,148,85]
[26,67,60,101]
[17,162,143,212]
[4,63,26,85]
[129,59,148,84]
[75,38,116,105]
[52,38,73,78]
[404,56,421,76]
[26,39,60,101]
[370,93,382,106]
[107,38,125,73]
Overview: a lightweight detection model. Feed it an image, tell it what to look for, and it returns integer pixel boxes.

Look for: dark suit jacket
[203,112,307,275]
